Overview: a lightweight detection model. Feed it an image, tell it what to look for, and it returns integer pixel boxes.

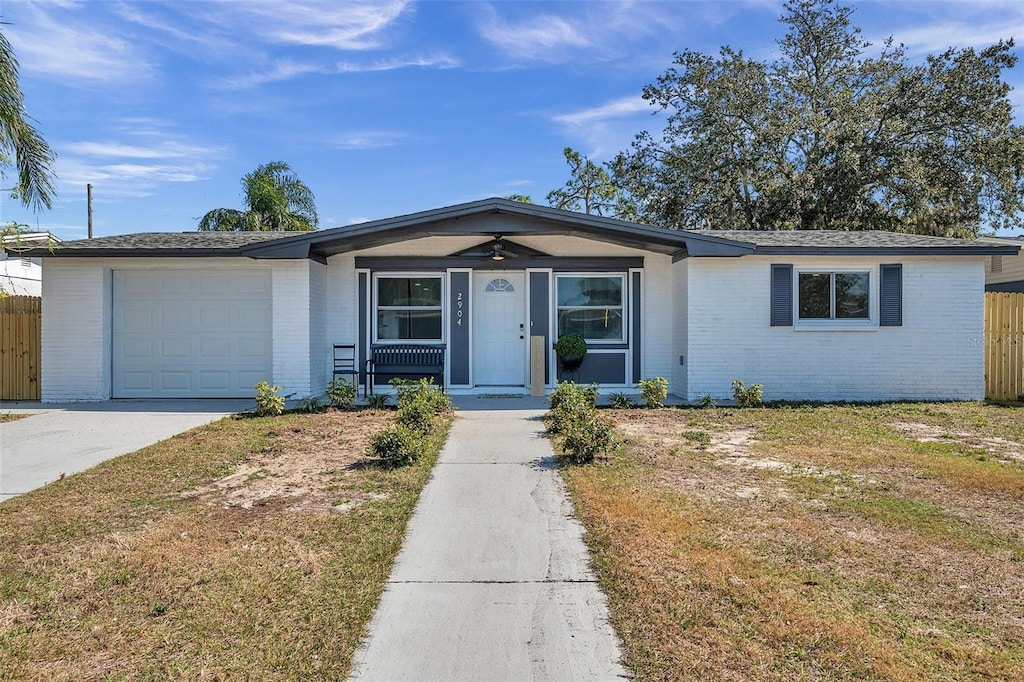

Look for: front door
[473,272,526,386]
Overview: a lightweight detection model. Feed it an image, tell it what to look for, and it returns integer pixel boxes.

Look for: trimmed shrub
[370,425,422,468]
[548,382,598,434]
[561,411,615,464]
[254,381,285,417]
[732,379,764,408]
[392,377,452,435]
[553,333,587,360]
[639,377,669,408]
[326,377,358,408]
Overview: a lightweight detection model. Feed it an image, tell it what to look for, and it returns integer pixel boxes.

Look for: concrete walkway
[349,398,627,681]
[0,400,250,501]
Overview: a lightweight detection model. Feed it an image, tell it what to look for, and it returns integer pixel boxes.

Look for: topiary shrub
[732,379,764,408]
[254,381,285,417]
[370,424,422,467]
[553,332,588,360]
[639,377,669,408]
[326,377,358,408]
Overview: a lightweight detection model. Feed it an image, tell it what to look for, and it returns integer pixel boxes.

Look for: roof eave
[749,245,1021,256]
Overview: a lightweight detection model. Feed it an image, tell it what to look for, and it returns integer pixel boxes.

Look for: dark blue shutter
[880,264,902,326]
[770,264,793,326]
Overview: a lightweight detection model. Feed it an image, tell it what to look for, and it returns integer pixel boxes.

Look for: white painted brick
[683,256,986,402]
[642,254,674,383]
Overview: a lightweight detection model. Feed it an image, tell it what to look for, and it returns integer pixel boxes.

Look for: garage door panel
[113,269,272,398]
[198,372,231,390]
[159,372,192,391]
[121,372,154,391]
[199,337,231,358]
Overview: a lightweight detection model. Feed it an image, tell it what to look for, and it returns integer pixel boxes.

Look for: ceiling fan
[489,235,518,261]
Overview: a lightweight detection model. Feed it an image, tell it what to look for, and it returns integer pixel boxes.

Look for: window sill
[793,321,877,332]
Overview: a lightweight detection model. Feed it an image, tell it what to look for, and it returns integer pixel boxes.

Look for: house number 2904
[456,292,464,326]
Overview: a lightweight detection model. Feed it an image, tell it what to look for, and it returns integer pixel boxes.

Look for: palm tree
[198,161,318,231]
[0,27,56,211]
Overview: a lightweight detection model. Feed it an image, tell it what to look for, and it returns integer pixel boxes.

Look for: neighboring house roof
[29,198,1018,260]
[1,231,61,252]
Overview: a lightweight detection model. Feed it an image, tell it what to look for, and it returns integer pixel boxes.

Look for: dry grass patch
[0,412,28,423]
[563,403,1024,681]
[0,407,451,680]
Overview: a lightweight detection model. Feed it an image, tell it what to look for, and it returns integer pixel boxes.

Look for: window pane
[835,273,869,319]
[798,273,831,319]
[557,277,622,307]
[378,277,442,306]
[377,310,442,340]
[558,308,623,340]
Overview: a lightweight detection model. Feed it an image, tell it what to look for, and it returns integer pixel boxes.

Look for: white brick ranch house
[33,198,1019,403]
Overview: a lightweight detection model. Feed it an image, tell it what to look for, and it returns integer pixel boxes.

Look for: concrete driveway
[0,400,250,501]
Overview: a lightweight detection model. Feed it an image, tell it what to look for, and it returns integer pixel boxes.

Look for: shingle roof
[690,229,1020,255]
[694,230,974,248]
[39,231,290,254]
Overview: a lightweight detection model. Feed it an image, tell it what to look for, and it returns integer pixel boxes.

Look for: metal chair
[332,344,362,396]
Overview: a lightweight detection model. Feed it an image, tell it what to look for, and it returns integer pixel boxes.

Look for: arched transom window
[484,278,515,293]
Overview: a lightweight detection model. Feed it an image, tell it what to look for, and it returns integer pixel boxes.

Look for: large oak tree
[610,0,1024,236]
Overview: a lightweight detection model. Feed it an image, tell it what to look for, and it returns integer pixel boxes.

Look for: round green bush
[554,333,587,359]
[370,425,422,467]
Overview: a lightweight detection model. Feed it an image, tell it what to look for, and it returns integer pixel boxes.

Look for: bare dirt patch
[891,421,1024,463]
[185,409,392,512]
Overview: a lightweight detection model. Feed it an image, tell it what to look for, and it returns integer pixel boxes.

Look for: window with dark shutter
[879,264,902,327]
[770,264,793,326]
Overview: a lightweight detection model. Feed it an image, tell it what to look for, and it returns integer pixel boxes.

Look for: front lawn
[0,408,450,680]
[561,402,1024,681]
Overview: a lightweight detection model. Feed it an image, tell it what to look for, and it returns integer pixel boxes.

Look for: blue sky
[2,0,1023,241]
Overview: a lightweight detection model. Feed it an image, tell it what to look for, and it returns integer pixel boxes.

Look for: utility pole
[87,184,93,239]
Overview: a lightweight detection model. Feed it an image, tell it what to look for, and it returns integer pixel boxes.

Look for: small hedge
[548,381,614,464]
[369,379,453,467]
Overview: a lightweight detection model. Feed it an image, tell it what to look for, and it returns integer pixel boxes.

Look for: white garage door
[113,269,272,398]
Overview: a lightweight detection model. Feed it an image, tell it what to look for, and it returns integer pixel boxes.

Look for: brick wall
[683,255,986,402]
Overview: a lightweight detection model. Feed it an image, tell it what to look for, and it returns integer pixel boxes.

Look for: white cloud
[551,96,658,158]
[195,1,412,51]
[55,124,225,199]
[330,131,410,150]
[880,19,1022,55]
[62,140,218,160]
[347,216,371,225]
[4,3,153,84]
[216,52,459,89]
[477,8,590,61]
[552,97,652,128]
[335,53,460,73]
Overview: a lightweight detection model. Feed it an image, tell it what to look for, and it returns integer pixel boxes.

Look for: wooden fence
[984,292,1024,402]
[0,295,41,400]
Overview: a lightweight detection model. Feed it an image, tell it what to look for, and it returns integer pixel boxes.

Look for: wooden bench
[366,344,446,395]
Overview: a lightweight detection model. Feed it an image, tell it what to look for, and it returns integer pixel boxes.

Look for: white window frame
[554,273,628,344]
[794,268,875,330]
[373,273,446,344]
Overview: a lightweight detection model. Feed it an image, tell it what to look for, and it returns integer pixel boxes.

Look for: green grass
[563,402,1024,681]
[0,409,451,680]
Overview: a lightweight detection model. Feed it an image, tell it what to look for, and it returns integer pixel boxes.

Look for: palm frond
[0,28,56,211]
